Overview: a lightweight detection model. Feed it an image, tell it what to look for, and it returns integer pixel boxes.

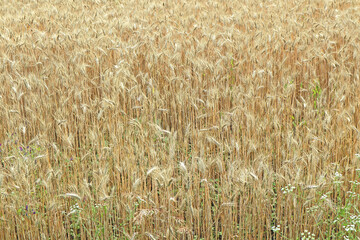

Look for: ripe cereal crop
[0,0,360,239]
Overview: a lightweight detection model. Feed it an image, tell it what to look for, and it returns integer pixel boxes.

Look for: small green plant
[68,203,83,239]
[284,79,294,89]
[311,81,322,110]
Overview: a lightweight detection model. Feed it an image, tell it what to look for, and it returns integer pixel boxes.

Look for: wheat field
[1,0,360,239]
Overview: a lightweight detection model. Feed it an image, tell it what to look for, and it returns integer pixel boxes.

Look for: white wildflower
[281,184,296,194]
[271,225,280,232]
